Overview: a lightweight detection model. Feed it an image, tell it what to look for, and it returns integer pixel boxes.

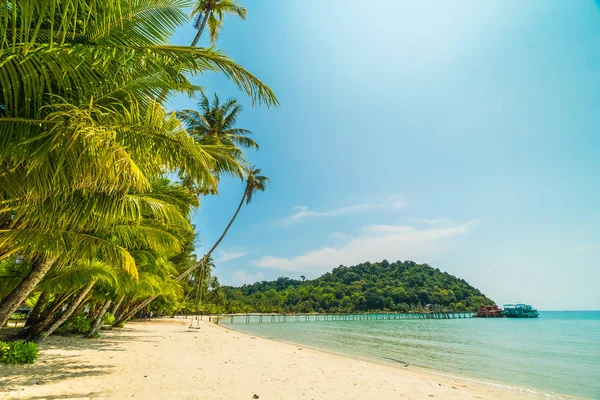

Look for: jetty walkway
[177,311,475,325]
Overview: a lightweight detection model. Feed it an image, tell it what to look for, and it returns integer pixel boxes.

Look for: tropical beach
[1,0,600,399]
[1,318,570,400]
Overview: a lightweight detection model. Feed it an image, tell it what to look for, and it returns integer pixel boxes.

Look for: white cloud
[284,196,406,224]
[411,217,456,226]
[230,271,264,285]
[328,232,350,240]
[253,220,478,273]
[286,204,374,223]
[215,250,247,262]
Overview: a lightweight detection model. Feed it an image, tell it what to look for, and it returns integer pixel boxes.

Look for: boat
[475,305,504,318]
[503,303,539,318]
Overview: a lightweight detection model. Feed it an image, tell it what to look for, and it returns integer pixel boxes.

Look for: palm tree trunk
[113,298,133,323]
[113,296,156,327]
[72,296,91,319]
[0,257,57,328]
[89,302,104,321]
[33,279,96,343]
[26,291,75,339]
[204,189,247,261]
[110,295,125,316]
[176,190,247,281]
[191,12,209,47]
[85,299,112,338]
[24,290,48,328]
[198,264,206,306]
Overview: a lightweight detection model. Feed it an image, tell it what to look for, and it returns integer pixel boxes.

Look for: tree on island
[204,260,495,314]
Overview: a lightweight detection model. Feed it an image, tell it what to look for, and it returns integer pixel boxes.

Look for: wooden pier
[212,311,474,325]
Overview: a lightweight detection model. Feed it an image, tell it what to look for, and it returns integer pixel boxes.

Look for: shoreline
[1,318,580,400]
[214,319,576,400]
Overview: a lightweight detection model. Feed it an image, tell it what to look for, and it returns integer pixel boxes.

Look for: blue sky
[169,0,600,310]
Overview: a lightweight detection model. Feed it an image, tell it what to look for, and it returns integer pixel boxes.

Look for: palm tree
[176,166,268,281]
[26,260,118,342]
[190,0,248,46]
[124,167,269,322]
[198,257,215,306]
[112,258,184,326]
[0,0,277,328]
[170,256,214,317]
[178,93,259,151]
[0,160,195,328]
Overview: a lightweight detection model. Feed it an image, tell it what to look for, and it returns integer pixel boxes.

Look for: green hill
[218,260,494,313]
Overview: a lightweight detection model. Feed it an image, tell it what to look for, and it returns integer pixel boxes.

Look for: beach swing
[189,314,202,329]
[186,274,204,329]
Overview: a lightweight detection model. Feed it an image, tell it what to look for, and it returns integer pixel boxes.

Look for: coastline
[0,318,579,400]
[216,320,578,400]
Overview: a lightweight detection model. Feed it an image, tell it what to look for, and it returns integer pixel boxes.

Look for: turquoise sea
[221,311,600,399]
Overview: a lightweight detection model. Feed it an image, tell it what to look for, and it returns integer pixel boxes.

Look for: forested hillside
[212,260,494,313]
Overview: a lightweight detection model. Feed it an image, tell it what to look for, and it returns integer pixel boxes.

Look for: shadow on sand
[10,392,105,399]
[0,333,130,395]
[0,352,114,384]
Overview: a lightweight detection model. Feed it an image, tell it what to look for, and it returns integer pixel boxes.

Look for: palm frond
[39,259,118,292]
[0,228,138,278]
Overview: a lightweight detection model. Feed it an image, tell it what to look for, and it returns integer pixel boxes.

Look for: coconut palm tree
[178,93,259,151]
[123,167,268,321]
[0,152,197,328]
[112,258,184,326]
[0,0,277,327]
[170,256,214,317]
[26,260,119,342]
[176,166,268,281]
[198,257,215,305]
[190,0,248,46]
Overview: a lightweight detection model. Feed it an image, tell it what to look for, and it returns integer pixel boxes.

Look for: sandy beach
[0,318,567,400]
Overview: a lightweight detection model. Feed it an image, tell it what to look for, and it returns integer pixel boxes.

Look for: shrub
[86,331,100,339]
[56,313,91,334]
[0,340,39,365]
[102,312,116,326]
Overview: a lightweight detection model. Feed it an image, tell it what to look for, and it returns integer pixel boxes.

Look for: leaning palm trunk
[127,192,247,322]
[190,12,209,47]
[114,297,137,322]
[134,179,258,317]
[176,192,247,281]
[110,295,126,316]
[86,299,112,338]
[0,257,57,328]
[171,262,207,318]
[24,290,49,328]
[26,291,75,339]
[33,279,96,343]
[112,297,154,327]
[117,170,267,324]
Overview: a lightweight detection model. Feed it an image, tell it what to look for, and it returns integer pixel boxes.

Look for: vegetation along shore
[0,0,275,349]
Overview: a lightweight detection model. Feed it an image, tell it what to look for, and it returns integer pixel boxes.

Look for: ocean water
[221,311,600,399]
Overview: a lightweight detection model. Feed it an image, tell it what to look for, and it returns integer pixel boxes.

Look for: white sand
[0,318,572,400]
